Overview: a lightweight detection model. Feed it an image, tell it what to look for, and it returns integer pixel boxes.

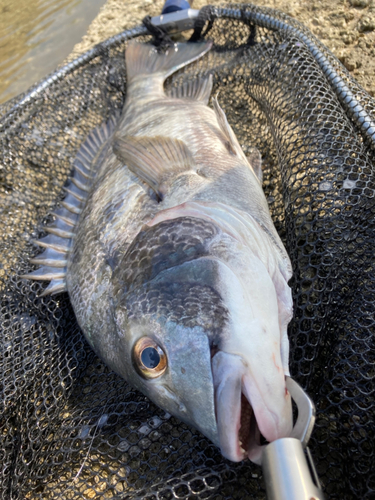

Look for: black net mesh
[1,3,375,499]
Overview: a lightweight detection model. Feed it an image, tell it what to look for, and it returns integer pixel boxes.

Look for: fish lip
[211,350,282,465]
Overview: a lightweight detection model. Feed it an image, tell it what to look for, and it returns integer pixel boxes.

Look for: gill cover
[113,280,222,446]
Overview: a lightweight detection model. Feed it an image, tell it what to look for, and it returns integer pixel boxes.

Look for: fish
[22,40,294,464]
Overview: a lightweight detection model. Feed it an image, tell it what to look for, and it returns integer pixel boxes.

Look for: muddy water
[0,0,105,104]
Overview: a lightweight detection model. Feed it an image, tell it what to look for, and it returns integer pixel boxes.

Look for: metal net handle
[1,2,375,152]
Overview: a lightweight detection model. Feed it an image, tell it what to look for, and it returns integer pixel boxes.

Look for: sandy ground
[69,0,375,96]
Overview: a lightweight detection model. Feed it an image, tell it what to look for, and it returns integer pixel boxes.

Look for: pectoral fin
[113,135,195,197]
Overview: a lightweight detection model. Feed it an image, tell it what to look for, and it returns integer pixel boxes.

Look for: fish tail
[125,40,212,84]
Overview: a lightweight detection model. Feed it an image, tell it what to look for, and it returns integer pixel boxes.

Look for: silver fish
[23,41,293,464]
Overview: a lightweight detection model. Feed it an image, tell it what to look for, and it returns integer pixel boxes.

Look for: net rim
[1,3,375,152]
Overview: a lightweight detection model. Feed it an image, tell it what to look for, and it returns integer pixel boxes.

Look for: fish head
[114,281,221,445]
[113,266,292,465]
[112,218,292,464]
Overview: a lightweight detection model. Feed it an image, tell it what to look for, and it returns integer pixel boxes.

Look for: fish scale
[24,40,294,465]
[114,217,219,293]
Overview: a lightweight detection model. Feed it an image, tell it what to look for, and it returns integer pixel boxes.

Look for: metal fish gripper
[262,377,325,500]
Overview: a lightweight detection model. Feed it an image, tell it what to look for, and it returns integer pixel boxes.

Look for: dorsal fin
[21,115,118,296]
[167,74,213,105]
[113,135,194,198]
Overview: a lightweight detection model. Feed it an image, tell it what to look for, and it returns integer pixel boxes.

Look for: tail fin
[125,41,212,83]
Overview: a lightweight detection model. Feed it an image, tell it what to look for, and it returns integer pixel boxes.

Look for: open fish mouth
[212,350,292,465]
[238,392,263,463]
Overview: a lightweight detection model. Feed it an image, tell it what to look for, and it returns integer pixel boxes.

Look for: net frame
[1,3,375,499]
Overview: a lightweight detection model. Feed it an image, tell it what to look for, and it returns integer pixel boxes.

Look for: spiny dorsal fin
[22,114,119,296]
[125,41,212,83]
[39,280,67,297]
[30,247,67,268]
[167,74,213,105]
[113,135,194,197]
[21,267,66,281]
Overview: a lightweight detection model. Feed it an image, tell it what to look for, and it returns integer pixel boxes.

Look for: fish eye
[132,337,167,379]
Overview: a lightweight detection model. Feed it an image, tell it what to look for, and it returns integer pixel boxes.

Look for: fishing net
[1,3,374,499]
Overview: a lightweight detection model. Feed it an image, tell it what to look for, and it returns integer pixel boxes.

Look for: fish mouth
[237,392,263,463]
[211,350,292,465]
